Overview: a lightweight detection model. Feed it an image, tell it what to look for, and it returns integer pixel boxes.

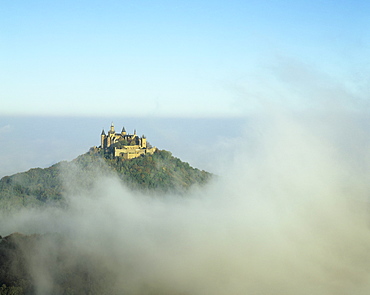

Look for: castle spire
[110,122,115,133]
[101,129,106,135]
[121,126,127,136]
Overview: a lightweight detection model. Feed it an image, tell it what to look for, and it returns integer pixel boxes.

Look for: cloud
[231,56,370,115]
[1,108,370,294]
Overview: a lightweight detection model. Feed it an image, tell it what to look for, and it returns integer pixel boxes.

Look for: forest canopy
[0,149,212,211]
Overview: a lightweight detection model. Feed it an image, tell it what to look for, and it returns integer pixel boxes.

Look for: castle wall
[114,146,157,159]
[101,125,156,159]
[114,146,144,159]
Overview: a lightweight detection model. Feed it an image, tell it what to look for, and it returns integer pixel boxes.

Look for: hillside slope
[0,149,211,211]
[0,232,115,295]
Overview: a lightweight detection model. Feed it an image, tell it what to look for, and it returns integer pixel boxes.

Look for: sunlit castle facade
[100,123,156,159]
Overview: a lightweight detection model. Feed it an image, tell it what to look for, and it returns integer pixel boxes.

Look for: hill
[0,232,116,295]
[0,148,212,293]
[0,149,212,211]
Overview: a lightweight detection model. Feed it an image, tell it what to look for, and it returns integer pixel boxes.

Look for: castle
[100,123,157,159]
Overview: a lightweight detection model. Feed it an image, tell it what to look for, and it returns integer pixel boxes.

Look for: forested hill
[0,232,116,294]
[0,149,212,211]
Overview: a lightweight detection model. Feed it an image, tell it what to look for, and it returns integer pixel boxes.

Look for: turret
[141,135,147,148]
[121,126,127,136]
[101,129,106,148]
[109,122,115,134]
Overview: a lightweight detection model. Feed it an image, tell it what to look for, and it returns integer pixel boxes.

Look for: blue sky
[1,0,370,117]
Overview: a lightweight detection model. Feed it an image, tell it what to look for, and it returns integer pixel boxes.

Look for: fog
[2,110,370,294]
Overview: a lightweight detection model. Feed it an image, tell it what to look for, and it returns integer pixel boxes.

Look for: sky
[1,0,370,177]
[1,0,370,117]
[0,116,248,177]
[3,3,370,292]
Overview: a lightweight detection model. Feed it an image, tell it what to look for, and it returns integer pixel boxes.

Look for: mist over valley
[1,1,370,292]
[1,111,370,294]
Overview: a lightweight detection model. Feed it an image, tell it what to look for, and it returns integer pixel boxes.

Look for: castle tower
[109,122,115,134]
[141,135,147,148]
[99,124,156,159]
[101,129,106,148]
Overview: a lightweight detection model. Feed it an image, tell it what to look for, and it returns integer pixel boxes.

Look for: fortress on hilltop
[99,123,157,159]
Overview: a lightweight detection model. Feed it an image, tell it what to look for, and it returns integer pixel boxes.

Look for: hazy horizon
[0,116,249,178]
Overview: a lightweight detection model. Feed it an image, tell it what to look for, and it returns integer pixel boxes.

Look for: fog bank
[1,110,370,294]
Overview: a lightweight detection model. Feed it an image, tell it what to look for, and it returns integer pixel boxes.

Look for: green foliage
[0,164,65,212]
[107,150,211,193]
[0,233,115,295]
[0,149,212,211]
[0,150,212,293]
[0,284,23,295]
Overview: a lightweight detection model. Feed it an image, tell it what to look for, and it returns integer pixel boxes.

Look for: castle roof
[101,129,106,135]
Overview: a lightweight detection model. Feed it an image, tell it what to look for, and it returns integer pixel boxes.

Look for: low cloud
[1,109,370,294]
